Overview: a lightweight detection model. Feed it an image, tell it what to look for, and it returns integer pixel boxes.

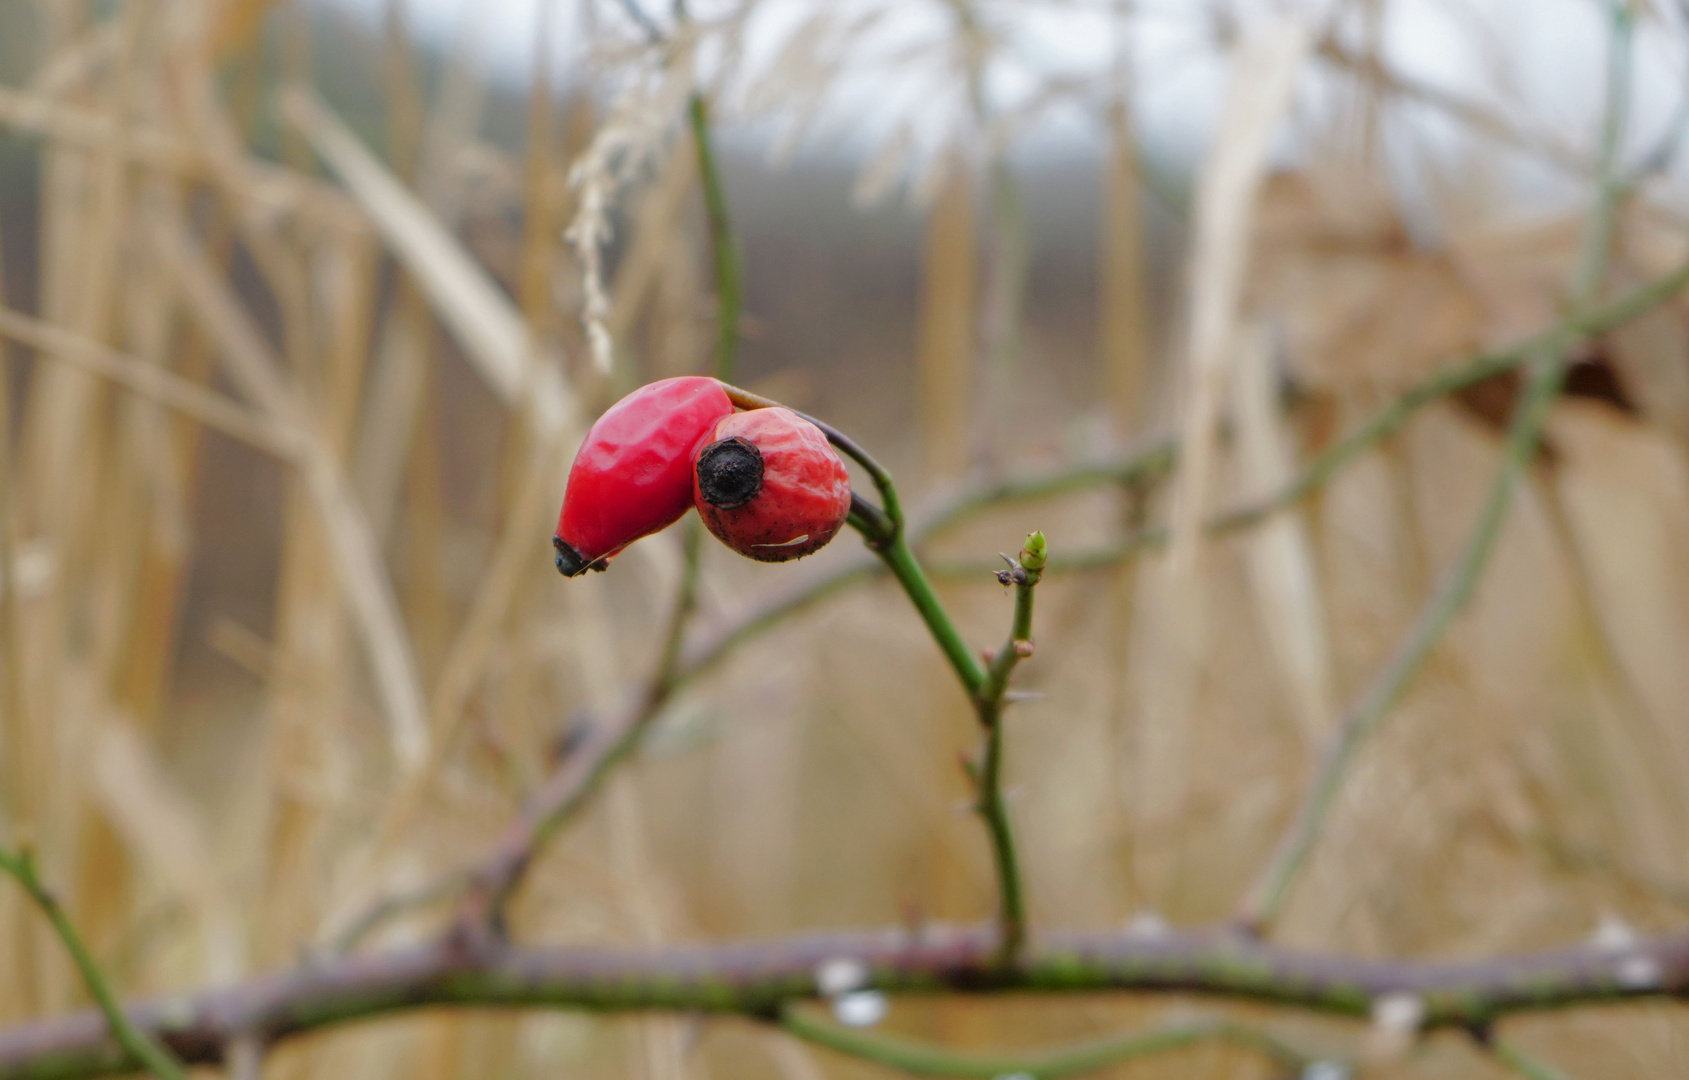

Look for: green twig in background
[689,92,741,384]
[1491,1038,1583,1080]
[611,0,741,384]
[471,43,734,917]
[0,847,187,1080]
[1237,353,1567,930]
[970,531,1045,962]
[1568,1,1633,311]
[1237,1,1635,936]
[780,1004,1314,1079]
[1212,261,1680,537]
[926,252,1689,581]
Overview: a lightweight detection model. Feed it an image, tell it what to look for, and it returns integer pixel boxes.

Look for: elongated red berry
[693,407,851,562]
[555,376,733,576]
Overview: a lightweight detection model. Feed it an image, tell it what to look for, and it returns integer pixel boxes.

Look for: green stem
[971,535,1044,963]
[877,531,986,696]
[779,1006,1312,1079]
[688,92,741,384]
[727,374,1031,953]
[0,848,187,1080]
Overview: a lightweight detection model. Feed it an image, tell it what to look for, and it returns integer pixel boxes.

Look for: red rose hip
[693,407,852,562]
[554,376,734,576]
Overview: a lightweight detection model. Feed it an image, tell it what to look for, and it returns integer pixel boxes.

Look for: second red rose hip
[693,407,851,562]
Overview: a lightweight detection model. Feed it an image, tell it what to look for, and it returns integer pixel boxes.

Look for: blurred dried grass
[1,0,1689,1077]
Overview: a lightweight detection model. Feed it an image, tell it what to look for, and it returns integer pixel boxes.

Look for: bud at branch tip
[1021,531,1047,574]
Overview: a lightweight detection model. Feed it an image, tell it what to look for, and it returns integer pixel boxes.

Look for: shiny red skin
[555,376,733,574]
[694,408,851,563]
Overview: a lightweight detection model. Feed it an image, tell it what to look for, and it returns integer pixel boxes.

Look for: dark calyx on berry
[553,535,608,577]
[695,437,765,509]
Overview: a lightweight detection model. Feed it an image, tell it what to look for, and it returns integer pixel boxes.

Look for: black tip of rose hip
[554,536,591,577]
[696,436,764,509]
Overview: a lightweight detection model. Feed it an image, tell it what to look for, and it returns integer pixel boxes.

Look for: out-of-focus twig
[1312,31,1585,174]
[1237,351,1568,932]
[328,870,476,955]
[0,846,187,1080]
[454,27,738,923]
[780,1005,1314,1078]
[1491,1038,1582,1080]
[689,92,742,385]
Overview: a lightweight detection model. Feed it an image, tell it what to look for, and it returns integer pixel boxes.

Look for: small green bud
[1020,531,1047,573]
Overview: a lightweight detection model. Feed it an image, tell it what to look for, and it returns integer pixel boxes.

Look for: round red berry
[693,407,852,563]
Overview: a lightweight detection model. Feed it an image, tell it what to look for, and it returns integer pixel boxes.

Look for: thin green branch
[688,92,741,384]
[876,531,988,696]
[470,34,736,916]
[1569,1,1633,310]
[1491,1038,1582,1080]
[1237,3,1636,935]
[970,532,1045,963]
[919,440,1177,538]
[0,847,187,1080]
[655,517,706,685]
[779,1005,1314,1079]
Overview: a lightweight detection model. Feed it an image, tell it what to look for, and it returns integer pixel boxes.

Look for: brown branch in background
[3,921,1688,1080]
